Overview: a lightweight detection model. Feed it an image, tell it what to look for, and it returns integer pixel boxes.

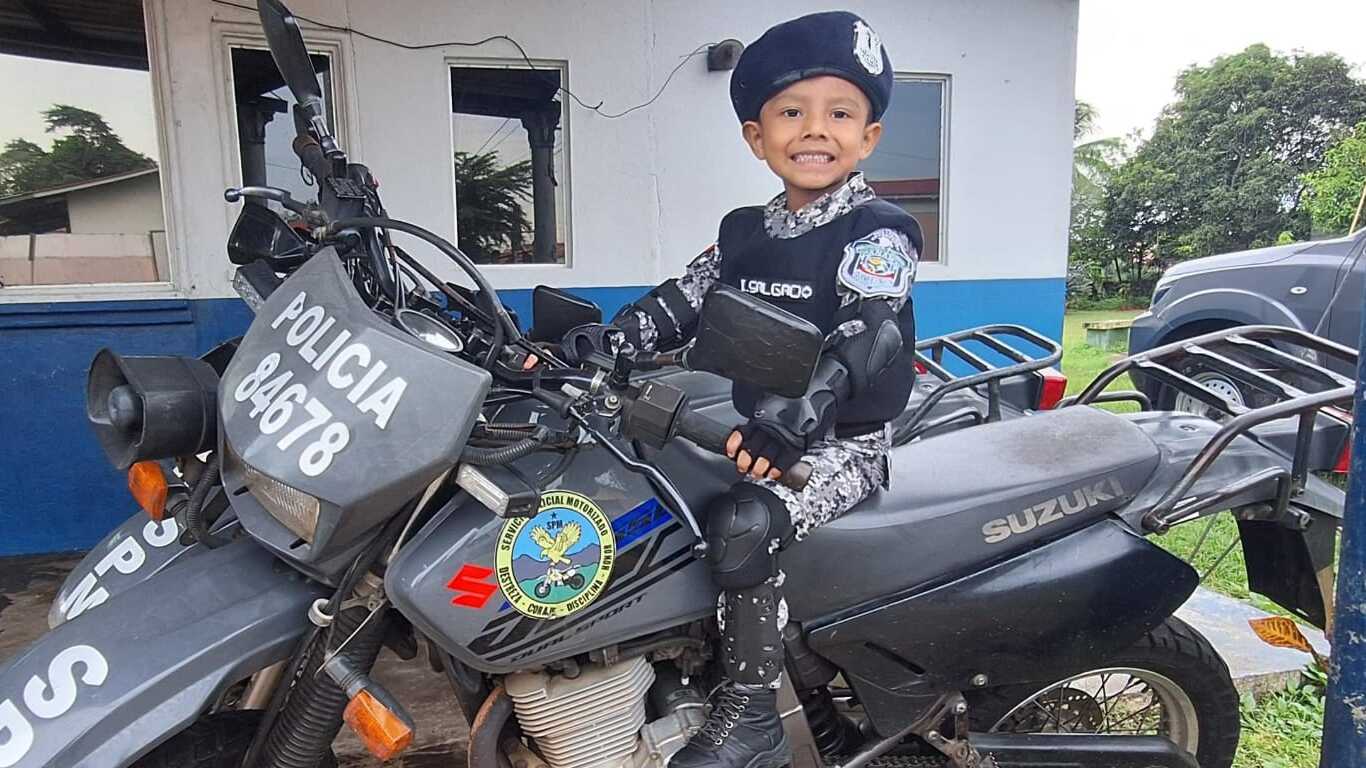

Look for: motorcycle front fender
[0,537,324,768]
[50,510,240,629]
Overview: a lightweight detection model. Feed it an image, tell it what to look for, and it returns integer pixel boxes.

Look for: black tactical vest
[717,198,922,436]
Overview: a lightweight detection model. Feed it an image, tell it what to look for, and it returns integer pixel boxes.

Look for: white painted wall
[66,172,166,235]
[6,0,1075,302]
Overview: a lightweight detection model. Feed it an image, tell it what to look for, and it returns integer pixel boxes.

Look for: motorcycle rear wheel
[131,709,338,768]
[967,617,1239,768]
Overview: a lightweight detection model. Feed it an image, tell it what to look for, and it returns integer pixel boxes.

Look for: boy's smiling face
[741,76,884,211]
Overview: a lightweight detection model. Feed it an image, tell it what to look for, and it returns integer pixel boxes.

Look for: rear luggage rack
[891,324,1062,445]
[1067,325,1356,533]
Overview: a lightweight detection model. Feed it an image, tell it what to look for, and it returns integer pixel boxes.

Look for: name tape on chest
[739,276,815,302]
[837,232,912,300]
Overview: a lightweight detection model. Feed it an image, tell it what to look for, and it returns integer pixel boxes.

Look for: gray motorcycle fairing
[1,538,323,768]
[49,512,240,629]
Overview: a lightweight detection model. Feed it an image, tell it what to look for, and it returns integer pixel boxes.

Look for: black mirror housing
[689,286,823,399]
[257,0,326,118]
[530,286,602,342]
[228,203,309,269]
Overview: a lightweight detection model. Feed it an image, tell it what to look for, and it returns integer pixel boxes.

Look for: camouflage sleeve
[614,244,721,351]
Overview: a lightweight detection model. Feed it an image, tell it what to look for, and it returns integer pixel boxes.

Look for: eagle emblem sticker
[838,231,912,299]
[495,491,616,619]
[853,20,884,76]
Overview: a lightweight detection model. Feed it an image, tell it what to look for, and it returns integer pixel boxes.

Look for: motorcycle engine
[505,657,704,768]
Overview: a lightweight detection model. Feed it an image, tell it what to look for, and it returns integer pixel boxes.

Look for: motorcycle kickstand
[913,694,996,768]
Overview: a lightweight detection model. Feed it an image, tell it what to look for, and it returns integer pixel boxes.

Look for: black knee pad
[705,484,792,589]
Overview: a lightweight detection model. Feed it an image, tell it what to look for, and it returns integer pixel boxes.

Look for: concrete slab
[0,555,1331,765]
[1175,586,1328,697]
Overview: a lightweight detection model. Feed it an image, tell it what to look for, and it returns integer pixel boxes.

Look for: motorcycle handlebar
[292,134,332,182]
[672,409,812,492]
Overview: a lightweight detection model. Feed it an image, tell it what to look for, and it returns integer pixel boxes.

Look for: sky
[2,2,1365,168]
[1077,0,1366,144]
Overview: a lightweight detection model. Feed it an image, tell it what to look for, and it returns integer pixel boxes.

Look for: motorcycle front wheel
[132,710,338,768]
[967,617,1240,768]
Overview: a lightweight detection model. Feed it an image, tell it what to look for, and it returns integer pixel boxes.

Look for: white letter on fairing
[94,536,145,577]
[327,343,370,390]
[357,377,408,429]
[272,291,308,329]
[0,700,34,768]
[142,519,180,548]
[23,645,109,720]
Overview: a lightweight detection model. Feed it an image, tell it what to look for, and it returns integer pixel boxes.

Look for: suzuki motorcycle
[0,3,1353,768]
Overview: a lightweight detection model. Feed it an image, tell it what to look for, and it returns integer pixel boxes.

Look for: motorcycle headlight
[241,463,320,542]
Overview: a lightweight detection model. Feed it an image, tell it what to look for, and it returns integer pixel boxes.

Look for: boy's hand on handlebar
[726,427,790,482]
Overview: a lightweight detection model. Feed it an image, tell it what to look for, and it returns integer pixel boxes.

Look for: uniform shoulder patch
[838,230,912,299]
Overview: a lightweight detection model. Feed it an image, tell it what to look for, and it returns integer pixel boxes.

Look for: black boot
[670,683,790,768]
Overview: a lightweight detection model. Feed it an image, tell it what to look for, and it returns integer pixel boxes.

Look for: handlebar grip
[293,135,332,182]
[673,410,812,491]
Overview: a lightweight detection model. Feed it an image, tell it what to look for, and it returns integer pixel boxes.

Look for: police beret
[730,11,894,124]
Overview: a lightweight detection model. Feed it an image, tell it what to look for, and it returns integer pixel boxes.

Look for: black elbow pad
[832,302,904,398]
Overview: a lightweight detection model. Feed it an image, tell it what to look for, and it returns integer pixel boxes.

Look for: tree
[0,105,155,196]
[1102,45,1366,295]
[453,150,533,263]
[1303,121,1366,236]
[1068,101,1124,303]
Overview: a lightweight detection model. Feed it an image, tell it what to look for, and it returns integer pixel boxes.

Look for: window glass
[863,77,946,262]
[229,47,334,219]
[451,64,569,265]
[0,3,169,288]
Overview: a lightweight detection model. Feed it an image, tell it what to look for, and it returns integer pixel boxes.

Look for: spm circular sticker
[495,491,616,619]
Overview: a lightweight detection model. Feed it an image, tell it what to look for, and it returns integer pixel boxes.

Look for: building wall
[0,0,1077,554]
[65,173,166,235]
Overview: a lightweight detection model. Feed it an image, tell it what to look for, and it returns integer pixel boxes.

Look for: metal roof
[0,0,148,70]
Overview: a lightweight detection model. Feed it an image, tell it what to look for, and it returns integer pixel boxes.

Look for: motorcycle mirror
[530,286,602,342]
[689,286,822,399]
[256,0,327,126]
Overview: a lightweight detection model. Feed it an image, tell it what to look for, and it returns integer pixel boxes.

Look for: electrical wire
[211,0,716,120]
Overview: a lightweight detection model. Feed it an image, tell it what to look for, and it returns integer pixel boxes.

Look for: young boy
[553,11,921,768]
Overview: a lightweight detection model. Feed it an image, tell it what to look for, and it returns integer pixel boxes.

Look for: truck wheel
[132,710,337,768]
[1167,370,1249,417]
[966,617,1240,768]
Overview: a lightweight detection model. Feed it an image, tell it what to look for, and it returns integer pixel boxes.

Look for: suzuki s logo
[981,477,1125,545]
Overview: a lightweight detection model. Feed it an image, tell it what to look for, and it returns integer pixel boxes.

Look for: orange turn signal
[344,688,414,761]
[127,461,168,521]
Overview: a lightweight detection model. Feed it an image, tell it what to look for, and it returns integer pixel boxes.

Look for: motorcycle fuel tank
[387,398,738,673]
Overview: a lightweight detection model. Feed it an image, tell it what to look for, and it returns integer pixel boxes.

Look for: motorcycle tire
[131,709,338,768]
[965,617,1240,768]
[535,581,552,599]
[567,573,586,590]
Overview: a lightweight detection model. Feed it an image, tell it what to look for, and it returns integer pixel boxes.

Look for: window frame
[215,24,352,240]
[447,56,575,274]
[882,72,951,268]
[0,0,185,303]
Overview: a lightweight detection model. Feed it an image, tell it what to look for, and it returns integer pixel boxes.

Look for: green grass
[1235,682,1324,768]
[1060,310,1144,411]
[1063,310,1326,767]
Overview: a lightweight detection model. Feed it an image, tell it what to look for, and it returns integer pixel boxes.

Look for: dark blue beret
[730,11,894,124]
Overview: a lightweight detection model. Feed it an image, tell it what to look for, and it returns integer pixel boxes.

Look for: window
[228,46,335,218]
[0,2,170,289]
[451,63,570,265]
[863,76,948,262]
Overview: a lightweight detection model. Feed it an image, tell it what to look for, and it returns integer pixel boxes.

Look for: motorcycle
[0,3,1352,767]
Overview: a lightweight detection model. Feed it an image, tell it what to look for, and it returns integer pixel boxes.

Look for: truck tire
[131,710,338,768]
[967,617,1240,768]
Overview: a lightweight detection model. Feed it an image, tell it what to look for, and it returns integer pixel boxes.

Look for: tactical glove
[735,419,809,475]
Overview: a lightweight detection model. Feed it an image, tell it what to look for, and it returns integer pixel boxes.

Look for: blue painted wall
[0,277,1062,555]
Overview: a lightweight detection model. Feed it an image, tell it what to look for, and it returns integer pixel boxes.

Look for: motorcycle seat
[782,406,1162,621]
